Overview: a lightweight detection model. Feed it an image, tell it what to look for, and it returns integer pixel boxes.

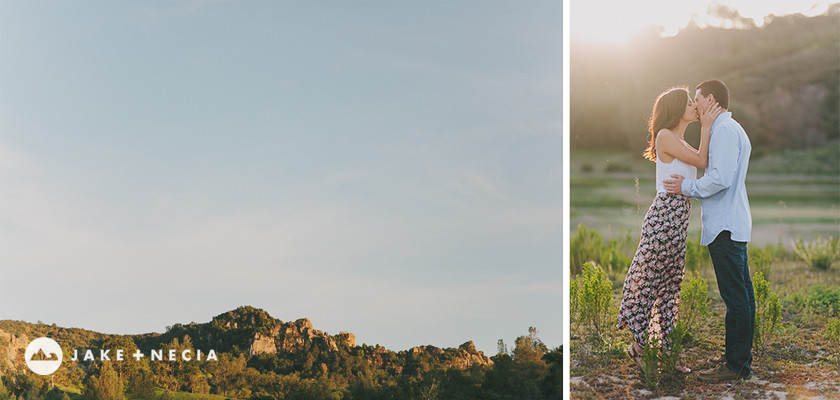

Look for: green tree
[125,367,155,400]
[83,363,126,400]
[43,388,70,400]
[100,336,139,381]
[540,347,563,399]
[513,327,549,382]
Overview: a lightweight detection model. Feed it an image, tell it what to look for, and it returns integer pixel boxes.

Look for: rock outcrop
[3,306,494,379]
[249,332,277,355]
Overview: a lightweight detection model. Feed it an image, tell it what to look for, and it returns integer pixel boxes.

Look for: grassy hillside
[571,7,840,154]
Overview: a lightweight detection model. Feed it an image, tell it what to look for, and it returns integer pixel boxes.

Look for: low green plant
[749,243,783,280]
[603,231,634,274]
[570,224,634,278]
[660,321,688,376]
[577,262,615,344]
[825,314,840,371]
[570,276,581,337]
[634,321,689,390]
[679,271,711,338]
[753,271,782,356]
[605,162,631,172]
[792,236,839,270]
[685,235,712,272]
[805,285,840,314]
[640,333,660,390]
[571,225,604,275]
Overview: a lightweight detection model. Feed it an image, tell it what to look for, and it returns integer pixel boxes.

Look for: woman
[616,87,721,374]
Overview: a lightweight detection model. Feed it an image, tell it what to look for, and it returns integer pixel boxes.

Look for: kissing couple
[616,79,755,382]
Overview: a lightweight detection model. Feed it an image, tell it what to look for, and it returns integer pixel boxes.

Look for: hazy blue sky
[1,1,562,354]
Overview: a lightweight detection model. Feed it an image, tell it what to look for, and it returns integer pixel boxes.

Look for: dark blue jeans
[708,230,755,377]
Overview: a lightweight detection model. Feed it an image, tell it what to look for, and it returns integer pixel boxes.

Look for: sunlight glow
[572,0,835,46]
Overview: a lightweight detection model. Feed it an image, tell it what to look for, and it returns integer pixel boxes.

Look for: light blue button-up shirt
[681,112,752,245]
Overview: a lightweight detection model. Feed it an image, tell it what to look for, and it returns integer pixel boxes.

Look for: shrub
[679,271,711,338]
[660,321,688,376]
[576,262,614,344]
[570,225,634,277]
[805,285,840,314]
[635,320,689,390]
[792,236,839,270]
[605,162,631,172]
[640,333,660,390]
[753,272,782,355]
[570,276,581,337]
[571,225,604,275]
[603,231,634,274]
[685,234,712,272]
[748,243,781,279]
[825,315,840,371]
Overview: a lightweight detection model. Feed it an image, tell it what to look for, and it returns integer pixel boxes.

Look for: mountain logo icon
[25,337,63,375]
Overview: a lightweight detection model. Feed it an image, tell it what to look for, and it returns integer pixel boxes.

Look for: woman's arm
[657,103,722,168]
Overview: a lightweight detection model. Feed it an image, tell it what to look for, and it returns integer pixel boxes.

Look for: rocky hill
[0,306,491,376]
[0,306,562,399]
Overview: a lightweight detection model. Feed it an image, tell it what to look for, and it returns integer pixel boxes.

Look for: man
[663,79,754,382]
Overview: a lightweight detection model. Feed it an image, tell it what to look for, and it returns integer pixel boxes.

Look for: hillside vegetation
[571,6,840,155]
[0,307,562,400]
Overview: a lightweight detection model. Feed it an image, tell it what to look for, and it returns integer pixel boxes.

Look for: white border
[562,0,571,399]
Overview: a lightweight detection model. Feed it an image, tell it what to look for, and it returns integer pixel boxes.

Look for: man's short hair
[696,79,730,109]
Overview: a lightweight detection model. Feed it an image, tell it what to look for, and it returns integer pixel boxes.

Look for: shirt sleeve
[681,124,740,199]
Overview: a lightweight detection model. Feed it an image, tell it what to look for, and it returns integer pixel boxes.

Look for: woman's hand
[700,102,723,128]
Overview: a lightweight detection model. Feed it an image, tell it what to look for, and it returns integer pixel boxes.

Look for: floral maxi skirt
[617,192,691,348]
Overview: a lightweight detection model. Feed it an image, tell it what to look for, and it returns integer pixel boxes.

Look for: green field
[570,145,840,248]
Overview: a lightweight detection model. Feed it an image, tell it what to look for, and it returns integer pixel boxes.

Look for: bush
[753,272,782,355]
[570,276,581,337]
[792,236,839,270]
[749,243,785,279]
[571,225,604,275]
[679,271,711,338]
[570,225,634,277]
[636,321,688,390]
[825,315,840,371]
[660,321,688,376]
[603,231,634,274]
[640,333,660,390]
[805,285,840,314]
[574,262,614,344]
[685,235,712,272]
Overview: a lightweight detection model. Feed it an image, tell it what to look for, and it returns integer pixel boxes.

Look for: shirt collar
[711,111,732,133]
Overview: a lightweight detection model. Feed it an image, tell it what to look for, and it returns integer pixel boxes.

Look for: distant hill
[0,306,490,374]
[571,6,840,154]
[0,306,562,399]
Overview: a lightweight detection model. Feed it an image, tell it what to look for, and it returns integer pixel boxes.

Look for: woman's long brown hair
[642,87,689,162]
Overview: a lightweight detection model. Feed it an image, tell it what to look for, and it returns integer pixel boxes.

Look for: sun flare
[571,0,835,46]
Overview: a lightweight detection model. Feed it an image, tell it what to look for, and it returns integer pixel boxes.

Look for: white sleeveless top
[656,148,697,193]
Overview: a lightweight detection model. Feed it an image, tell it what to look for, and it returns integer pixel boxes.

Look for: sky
[2,0,831,358]
[572,0,836,45]
[0,1,562,355]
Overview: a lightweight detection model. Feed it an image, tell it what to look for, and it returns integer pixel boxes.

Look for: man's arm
[664,174,684,194]
[680,125,741,199]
